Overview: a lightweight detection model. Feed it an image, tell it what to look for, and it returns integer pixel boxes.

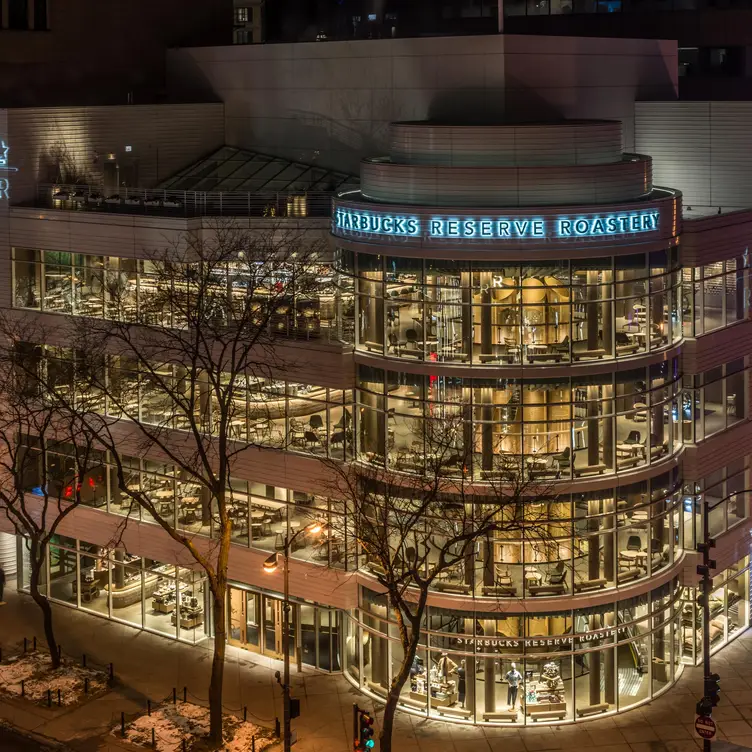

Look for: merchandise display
[170,594,204,629]
[408,655,458,707]
[524,661,566,714]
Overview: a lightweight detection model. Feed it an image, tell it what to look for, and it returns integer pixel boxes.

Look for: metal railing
[34,183,336,219]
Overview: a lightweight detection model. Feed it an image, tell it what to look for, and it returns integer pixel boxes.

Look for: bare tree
[326,413,553,752]
[0,335,104,669]
[41,220,326,747]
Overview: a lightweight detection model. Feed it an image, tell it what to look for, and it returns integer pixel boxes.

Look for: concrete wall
[167,34,678,175]
[5,103,225,204]
[0,532,16,578]
[636,101,752,210]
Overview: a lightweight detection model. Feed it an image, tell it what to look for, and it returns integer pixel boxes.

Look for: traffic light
[696,696,713,716]
[705,673,721,707]
[358,709,375,750]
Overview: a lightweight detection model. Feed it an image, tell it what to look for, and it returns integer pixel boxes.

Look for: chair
[552,336,570,354]
[548,561,567,586]
[329,430,346,446]
[650,538,663,554]
[388,332,405,353]
[406,329,419,349]
[309,414,324,431]
[336,410,353,428]
[303,430,320,448]
[624,430,641,445]
[627,535,641,551]
[554,446,571,471]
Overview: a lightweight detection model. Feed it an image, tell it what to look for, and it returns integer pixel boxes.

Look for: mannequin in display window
[458,660,467,707]
[435,651,458,680]
[505,662,523,709]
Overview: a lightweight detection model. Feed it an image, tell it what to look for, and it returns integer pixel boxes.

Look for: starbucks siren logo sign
[0,141,17,200]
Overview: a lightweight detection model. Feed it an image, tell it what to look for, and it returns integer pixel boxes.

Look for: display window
[18,537,210,644]
[349,581,682,725]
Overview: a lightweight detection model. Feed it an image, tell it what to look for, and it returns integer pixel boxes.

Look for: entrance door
[228,588,261,652]
[263,594,296,662]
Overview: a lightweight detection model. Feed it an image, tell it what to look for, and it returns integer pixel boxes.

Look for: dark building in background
[0,0,233,107]
[254,0,752,100]
[262,0,500,43]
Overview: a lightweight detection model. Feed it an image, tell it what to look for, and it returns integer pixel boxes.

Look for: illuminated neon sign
[0,141,17,200]
[333,207,661,241]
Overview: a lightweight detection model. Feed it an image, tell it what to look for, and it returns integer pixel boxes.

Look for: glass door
[229,587,246,646]
[228,587,261,653]
[263,594,296,661]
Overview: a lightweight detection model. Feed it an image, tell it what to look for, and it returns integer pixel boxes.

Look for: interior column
[462,271,473,359]
[481,387,494,472]
[587,385,600,467]
[587,270,599,351]
[481,273,493,356]
[113,549,124,588]
[484,619,496,713]
[602,383,614,470]
[601,271,613,356]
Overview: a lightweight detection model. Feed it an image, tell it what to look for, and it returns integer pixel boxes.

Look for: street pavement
[1,581,752,751]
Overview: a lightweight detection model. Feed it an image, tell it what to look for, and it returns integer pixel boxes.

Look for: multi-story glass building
[2,113,752,726]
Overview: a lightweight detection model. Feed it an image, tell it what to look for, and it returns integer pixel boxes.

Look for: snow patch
[115,701,277,751]
[0,651,108,707]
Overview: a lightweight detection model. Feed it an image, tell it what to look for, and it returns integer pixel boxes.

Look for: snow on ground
[117,701,277,752]
[0,651,109,707]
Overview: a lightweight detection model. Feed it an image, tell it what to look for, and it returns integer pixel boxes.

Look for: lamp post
[263,520,323,752]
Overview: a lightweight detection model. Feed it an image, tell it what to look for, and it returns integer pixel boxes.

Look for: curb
[0,720,73,750]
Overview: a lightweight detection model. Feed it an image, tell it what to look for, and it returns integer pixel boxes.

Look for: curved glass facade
[338,249,681,365]
[359,470,683,598]
[346,580,684,724]
[358,359,682,479]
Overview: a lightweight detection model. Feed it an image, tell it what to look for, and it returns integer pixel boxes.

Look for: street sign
[696,716,717,740]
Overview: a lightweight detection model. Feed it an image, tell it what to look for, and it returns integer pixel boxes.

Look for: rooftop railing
[33,183,336,219]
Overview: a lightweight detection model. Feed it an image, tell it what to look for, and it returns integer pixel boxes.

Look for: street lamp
[262,520,324,752]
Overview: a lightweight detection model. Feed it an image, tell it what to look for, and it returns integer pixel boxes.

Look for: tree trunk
[380,631,420,752]
[206,520,232,748]
[29,555,60,670]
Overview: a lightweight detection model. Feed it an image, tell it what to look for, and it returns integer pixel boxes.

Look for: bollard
[23,637,27,653]
[57,645,61,662]
[33,636,36,651]
[172,687,177,705]
[243,706,247,722]
[20,679,24,697]
[47,689,51,708]
[148,699,152,716]
[82,653,86,668]
[109,663,114,684]
[183,686,186,703]
[181,740,186,752]
[275,717,280,737]
[84,678,89,695]
[57,688,61,707]
[151,728,155,749]
[251,735,256,752]
[121,711,126,738]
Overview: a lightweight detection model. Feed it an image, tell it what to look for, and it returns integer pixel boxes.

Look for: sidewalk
[1,583,752,752]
